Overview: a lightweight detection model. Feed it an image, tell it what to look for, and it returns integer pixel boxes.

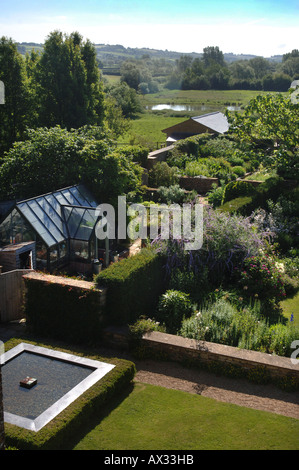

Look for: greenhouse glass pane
[52,191,70,207]
[17,203,57,247]
[26,200,64,244]
[60,189,81,206]
[77,185,98,207]
[75,209,98,240]
[69,186,90,206]
[35,198,66,238]
[66,207,84,238]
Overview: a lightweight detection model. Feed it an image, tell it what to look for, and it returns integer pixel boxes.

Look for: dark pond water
[2,351,94,419]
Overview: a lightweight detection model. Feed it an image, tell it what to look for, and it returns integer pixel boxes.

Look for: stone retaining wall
[142,331,299,383]
[102,328,299,385]
[179,176,218,193]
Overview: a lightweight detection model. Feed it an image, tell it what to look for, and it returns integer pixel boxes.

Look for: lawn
[281,291,299,327]
[72,383,299,450]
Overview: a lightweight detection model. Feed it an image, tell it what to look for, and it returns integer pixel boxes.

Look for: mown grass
[73,383,299,450]
[281,291,299,327]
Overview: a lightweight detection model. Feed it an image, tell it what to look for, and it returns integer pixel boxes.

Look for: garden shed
[0,184,107,273]
[162,111,229,144]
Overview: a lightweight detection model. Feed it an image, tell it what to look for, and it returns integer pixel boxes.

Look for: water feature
[146,104,242,112]
[1,343,115,431]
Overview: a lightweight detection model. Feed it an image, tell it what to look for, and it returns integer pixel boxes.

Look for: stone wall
[142,331,299,383]
[179,176,218,194]
[102,328,299,386]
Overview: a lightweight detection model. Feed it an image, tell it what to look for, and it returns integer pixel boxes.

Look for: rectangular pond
[1,343,115,432]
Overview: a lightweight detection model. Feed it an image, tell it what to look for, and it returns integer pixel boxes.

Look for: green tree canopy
[33,31,105,129]
[0,126,143,204]
[0,37,32,155]
[226,92,299,179]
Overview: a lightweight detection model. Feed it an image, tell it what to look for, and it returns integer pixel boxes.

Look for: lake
[146,104,242,112]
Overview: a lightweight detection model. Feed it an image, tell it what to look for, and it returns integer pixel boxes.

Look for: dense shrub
[206,183,226,208]
[154,206,267,285]
[157,184,186,204]
[157,289,194,333]
[238,253,287,302]
[222,180,257,204]
[95,248,166,324]
[168,267,210,303]
[117,145,149,167]
[148,161,179,187]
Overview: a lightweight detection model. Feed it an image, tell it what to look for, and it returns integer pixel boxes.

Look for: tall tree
[34,31,105,129]
[203,46,225,67]
[0,37,31,156]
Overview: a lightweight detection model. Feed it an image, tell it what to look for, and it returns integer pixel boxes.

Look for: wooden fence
[0,269,33,323]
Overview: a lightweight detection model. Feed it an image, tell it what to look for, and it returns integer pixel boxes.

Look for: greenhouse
[0,184,109,273]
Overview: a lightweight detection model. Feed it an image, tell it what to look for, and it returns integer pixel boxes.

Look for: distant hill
[16,41,283,65]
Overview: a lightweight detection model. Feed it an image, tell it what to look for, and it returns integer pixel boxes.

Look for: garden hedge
[95,248,167,325]
[24,276,104,344]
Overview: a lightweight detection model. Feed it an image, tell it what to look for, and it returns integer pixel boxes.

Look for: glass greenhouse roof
[16,185,99,248]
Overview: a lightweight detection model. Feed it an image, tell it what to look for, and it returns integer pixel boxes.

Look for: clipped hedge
[24,274,105,344]
[4,338,136,450]
[95,248,166,325]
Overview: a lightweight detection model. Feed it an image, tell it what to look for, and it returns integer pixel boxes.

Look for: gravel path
[132,357,299,419]
[1,321,298,420]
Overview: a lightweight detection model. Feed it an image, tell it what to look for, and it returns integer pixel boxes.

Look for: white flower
[275,262,285,273]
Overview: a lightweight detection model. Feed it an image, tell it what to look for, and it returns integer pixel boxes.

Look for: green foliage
[157,289,194,333]
[116,145,149,167]
[34,31,105,129]
[156,184,186,204]
[222,180,257,204]
[184,157,232,181]
[168,267,210,303]
[105,81,143,117]
[180,297,299,357]
[24,277,104,344]
[148,161,179,187]
[95,248,166,324]
[206,183,226,208]
[226,93,299,180]
[0,126,143,203]
[0,37,32,155]
[238,253,287,302]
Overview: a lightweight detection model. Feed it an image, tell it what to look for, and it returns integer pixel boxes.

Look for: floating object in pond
[20,376,37,389]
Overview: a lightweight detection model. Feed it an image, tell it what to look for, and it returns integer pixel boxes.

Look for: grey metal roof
[192,112,229,134]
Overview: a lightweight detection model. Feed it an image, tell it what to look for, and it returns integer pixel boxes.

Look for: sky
[0,0,298,57]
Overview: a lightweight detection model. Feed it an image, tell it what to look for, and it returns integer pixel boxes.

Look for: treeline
[119,46,299,94]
